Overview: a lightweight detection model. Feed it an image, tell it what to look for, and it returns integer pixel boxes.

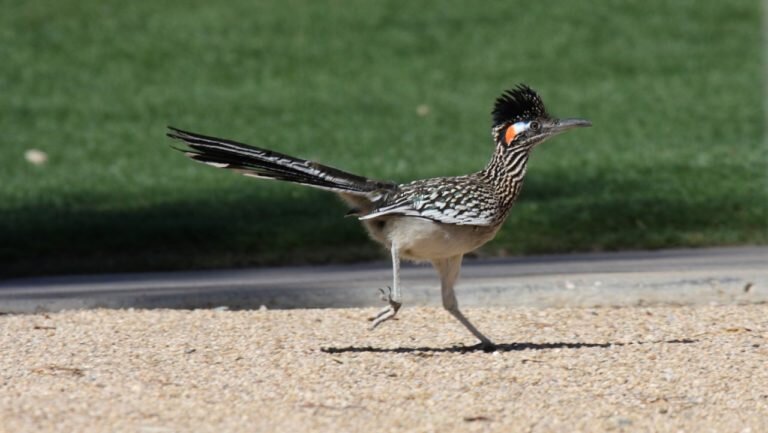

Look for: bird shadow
[321,338,697,354]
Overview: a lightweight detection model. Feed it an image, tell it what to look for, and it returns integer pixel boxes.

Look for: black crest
[492,84,549,127]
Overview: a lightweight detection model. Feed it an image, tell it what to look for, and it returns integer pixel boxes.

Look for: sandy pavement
[1,305,766,432]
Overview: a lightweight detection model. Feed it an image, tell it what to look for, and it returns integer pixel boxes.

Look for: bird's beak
[548,118,592,135]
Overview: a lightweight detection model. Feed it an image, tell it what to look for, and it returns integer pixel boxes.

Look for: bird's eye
[529,121,541,131]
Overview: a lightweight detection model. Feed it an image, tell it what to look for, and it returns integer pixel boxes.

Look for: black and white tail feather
[167,127,396,198]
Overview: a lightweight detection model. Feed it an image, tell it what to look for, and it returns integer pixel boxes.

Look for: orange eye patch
[504,122,529,144]
[504,126,517,144]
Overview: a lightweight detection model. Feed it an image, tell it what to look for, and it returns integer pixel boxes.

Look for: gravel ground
[1,305,766,433]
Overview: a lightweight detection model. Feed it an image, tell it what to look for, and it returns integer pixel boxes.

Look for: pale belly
[361,216,502,261]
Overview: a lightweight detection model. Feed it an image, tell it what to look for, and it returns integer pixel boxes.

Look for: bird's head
[491,84,591,151]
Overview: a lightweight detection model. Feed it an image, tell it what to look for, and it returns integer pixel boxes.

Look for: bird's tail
[167,127,396,195]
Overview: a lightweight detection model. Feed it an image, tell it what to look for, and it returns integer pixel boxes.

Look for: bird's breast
[362,216,500,261]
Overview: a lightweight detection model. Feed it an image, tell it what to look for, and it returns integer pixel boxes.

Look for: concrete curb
[1,246,765,313]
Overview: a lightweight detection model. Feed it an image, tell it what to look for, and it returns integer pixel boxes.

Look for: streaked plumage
[168,84,591,350]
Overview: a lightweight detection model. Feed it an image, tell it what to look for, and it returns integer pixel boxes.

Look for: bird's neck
[479,144,531,211]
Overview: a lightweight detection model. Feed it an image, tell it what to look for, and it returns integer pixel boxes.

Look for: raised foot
[368,286,402,330]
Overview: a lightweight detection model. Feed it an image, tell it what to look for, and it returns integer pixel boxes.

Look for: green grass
[1,0,765,277]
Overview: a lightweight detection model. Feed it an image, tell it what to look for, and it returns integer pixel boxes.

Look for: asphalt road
[1,246,765,313]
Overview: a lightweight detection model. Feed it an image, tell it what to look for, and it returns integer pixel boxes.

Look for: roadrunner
[168,84,590,349]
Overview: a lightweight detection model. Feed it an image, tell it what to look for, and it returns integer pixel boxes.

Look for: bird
[167,84,591,350]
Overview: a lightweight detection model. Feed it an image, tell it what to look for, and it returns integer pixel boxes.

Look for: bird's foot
[368,286,402,330]
[458,340,497,353]
[476,340,497,352]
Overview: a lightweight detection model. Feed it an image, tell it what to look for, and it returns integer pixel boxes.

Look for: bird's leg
[432,255,495,349]
[370,242,402,329]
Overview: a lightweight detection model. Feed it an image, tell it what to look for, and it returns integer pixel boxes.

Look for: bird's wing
[359,177,499,226]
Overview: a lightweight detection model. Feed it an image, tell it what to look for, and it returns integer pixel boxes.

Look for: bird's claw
[369,304,401,330]
[468,341,497,352]
[368,286,401,330]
